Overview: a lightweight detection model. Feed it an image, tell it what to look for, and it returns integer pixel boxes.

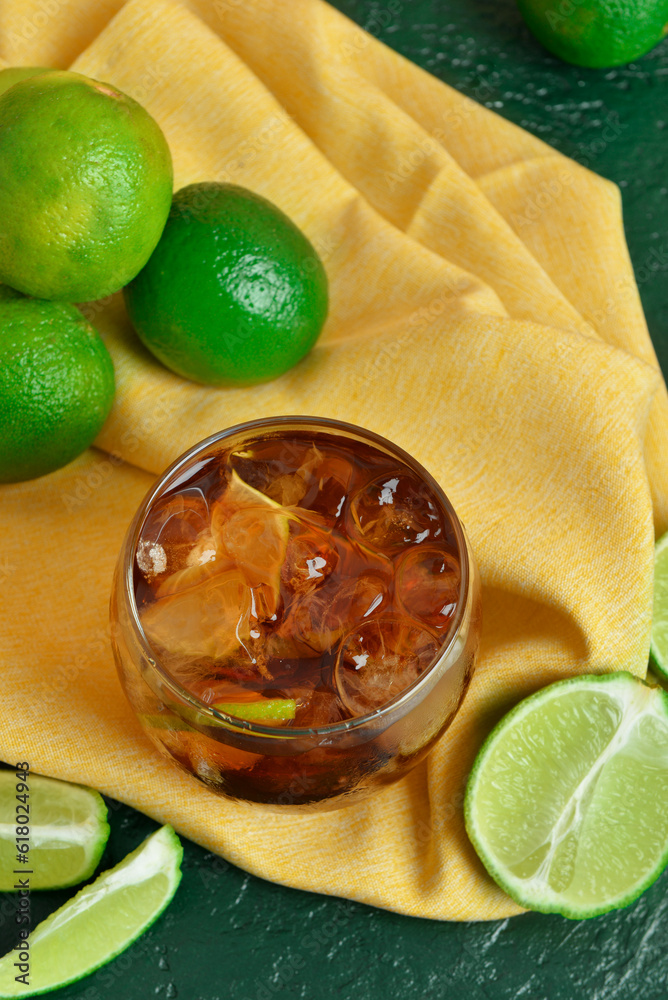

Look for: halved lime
[0,772,109,891]
[465,672,668,919]
[0,824,183,997]
[649,530,668,682]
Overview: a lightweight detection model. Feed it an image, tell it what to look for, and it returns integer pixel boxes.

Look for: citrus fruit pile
[0,66,328,484]
[0,66,172,484]
[0,770,182,997]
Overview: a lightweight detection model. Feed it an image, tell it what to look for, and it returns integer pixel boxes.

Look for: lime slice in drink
[141,470,293,657]
[142,696,297,728]
[213,698,297,722]
[211,469,293,621]
[650,530,668,682]
[0,824,183,997]
[0,772,109,891]
[465,672,668,919]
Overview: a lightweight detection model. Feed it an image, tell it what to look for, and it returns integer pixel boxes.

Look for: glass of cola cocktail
[110,417,481,809]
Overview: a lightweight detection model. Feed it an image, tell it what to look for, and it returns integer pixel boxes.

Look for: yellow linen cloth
[0,0,664,920]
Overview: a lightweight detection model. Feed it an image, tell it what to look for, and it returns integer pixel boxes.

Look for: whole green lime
[0,299,115,483]
[0,70,173,302]
[0,66,49,97]
[517,0,668,67]
[124,182,329,387]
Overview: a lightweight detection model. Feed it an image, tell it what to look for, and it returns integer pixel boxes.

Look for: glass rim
[123,415,472,738]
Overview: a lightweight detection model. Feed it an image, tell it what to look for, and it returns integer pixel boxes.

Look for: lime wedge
[0,772,109,891]
[0,825,183,997]
[650,530,668,682]
[465,672,668,918]
[213,698,297,722]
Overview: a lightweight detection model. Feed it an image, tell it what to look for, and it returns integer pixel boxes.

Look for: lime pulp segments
[0,772,109,891]
[0,824,183,997]
[465,672,668,919]
[649,531,668,682]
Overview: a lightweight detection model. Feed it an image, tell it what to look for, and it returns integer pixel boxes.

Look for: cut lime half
[650,530,668,682]
[0,824,182,997]
[465,672,668,919]
[0,772,109,891]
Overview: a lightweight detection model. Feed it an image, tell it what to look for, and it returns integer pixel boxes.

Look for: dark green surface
[1,794,667,1000]
[2,1,668,997]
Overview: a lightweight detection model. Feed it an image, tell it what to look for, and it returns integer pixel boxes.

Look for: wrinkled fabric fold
[0,0,663,920]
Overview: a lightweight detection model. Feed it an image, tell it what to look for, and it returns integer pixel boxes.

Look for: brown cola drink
[112,418,481,808]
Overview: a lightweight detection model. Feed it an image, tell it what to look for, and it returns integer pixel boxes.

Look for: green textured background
[2,1,668,997]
